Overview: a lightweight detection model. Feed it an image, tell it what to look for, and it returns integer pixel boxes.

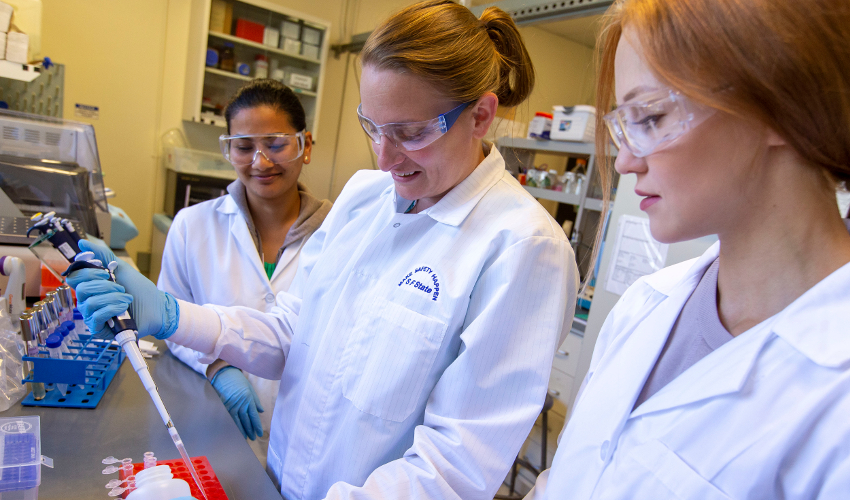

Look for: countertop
[3,338,281,499]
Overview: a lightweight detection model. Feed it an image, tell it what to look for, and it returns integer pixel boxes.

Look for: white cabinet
[184,0,330,137]
[548,330,583,413]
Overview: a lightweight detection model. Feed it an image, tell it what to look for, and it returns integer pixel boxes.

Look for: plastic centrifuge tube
[45,334,68,395]
[61,320,79,343]
[20,312,46,401]
[55,326,70,355]
[143,456,157,469]
[73,308,87,335]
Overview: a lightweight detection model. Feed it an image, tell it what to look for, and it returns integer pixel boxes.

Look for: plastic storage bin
[0,416,42,499]
[550,105,596,142]
[162,147,235,180]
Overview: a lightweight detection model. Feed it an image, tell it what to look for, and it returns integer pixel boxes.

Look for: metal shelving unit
[496,137,615,248]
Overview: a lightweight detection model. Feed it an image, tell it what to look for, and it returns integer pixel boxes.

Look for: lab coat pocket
[627,440,731,500]
[342,298,448,422]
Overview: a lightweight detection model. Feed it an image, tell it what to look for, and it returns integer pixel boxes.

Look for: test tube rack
[119,456,229,500]
[21,334,125,408]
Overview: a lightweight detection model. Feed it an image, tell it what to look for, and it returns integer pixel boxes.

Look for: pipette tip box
[120,456,227,499]
[0,416,41,499]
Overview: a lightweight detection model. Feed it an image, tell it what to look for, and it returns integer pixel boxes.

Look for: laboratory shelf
[185,0,330,138]
[497,137,597,156]
[523,186,581,206]
[204,68,319,97]
[584,197,606,212]
[205,66,252,82]
[209,31,322,65]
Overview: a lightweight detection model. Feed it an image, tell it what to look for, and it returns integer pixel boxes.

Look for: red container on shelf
[235,19,264,43]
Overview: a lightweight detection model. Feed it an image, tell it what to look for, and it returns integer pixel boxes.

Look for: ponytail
[480,7,535,107]
[361,0,534,108]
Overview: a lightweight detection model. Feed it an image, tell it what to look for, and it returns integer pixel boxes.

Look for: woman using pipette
[67,1,578,499]
[525,0,850,498]
[161,79,331,467]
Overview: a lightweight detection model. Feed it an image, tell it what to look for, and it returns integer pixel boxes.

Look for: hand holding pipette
[27,216,207,500]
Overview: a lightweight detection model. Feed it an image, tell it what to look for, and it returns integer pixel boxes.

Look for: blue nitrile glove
[65,239,179,339]
[210,367,265,440]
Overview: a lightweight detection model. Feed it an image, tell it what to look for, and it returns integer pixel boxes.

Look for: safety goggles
[219,132,307,166]
[603,90,715,157]
[356,101,475,152]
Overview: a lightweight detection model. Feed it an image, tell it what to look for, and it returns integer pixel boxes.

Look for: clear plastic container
[125,465,191,500]
[0,416,42,499]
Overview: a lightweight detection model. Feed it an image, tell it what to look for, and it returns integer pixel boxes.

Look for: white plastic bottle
[125,465,194,500]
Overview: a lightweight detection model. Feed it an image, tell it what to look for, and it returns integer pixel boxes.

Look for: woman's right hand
[65,239,181,339]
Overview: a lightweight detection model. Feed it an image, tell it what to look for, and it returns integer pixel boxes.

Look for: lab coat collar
[642,240,720,296]
[389,142,505,227]
[769,258,850,368]
[426,142,503,226]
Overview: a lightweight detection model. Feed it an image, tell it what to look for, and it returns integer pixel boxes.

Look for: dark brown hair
[361,0,535,107]
[224,79,307,134]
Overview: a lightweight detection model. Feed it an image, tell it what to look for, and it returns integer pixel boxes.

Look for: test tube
[56,285,74,322]
[19,312,46,401]
[73,308,87,336]
[44,294,62,329]
[57,326,72,355]
[61,320,79,343]
[45,334,68,395]
[143,452,156,469]
[121,458,134,477]
[31,304,51,343]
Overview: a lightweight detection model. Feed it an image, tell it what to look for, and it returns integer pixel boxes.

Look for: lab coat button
[600,440,610,461]
[264,293,275,303]
[393,223,401,228]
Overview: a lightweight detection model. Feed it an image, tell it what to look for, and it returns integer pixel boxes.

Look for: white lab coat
[157,193,308,462]
[170,146,579,500]
[528,238,850,500]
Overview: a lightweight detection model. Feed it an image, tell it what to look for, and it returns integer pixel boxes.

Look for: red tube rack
[119,456,228,499]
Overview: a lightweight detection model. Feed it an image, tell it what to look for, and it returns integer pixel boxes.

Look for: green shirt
[264,261,276,280]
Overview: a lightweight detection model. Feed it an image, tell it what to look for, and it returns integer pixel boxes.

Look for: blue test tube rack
[21,334,126,408]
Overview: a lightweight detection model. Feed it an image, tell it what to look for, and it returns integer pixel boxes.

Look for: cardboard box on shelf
[208,0,233,34]
[235,18,264,44]
[281,19,300,40]
[301,43,319,60]
[263,27,280,48]
[280,37,301,56]
[301,25,322,46]
[0,2,11,33]
[6,31,27,64]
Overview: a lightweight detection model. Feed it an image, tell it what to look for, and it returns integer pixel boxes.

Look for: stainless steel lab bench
[3,338,281,499]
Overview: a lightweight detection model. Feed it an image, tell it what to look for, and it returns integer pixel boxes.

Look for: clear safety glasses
[219,132,307,166]
[603,89,715,157]
[356,101,475,152]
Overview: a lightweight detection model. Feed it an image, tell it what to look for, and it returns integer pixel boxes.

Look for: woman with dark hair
[161,79,331,466]
[527,0,850,498]
[67,1,577,498]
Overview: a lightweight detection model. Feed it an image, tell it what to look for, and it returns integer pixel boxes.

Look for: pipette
[28,215,208,500]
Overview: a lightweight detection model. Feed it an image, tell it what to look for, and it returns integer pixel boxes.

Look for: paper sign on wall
[605,215,668,296]
[74,103,99,120]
